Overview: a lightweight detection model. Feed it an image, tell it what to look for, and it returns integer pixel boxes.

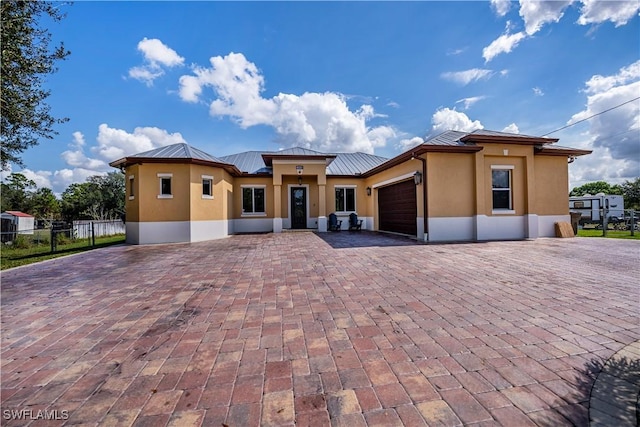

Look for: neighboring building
[1,211,35,242]
[109,129,591,245]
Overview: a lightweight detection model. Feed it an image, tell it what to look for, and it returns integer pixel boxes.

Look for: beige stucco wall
[426,152,476,218]
[534,155,570,215]
[125,164,140,222]
[189,165,232,221]
[130,163,191,222]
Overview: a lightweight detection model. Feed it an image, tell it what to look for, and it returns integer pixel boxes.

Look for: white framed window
[242,185,266,216]
[491,165,514,213]
[202,175,213,199]
[157,173,173,199]
[128,175,135,200]
[335,186,356,213]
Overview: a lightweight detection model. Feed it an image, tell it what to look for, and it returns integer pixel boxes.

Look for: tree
[0,172,36,212]
[620,177,640,210]
[60,172,125,221]
[30,187,60,220]
[569,181,622,197]
[1,1,71,168]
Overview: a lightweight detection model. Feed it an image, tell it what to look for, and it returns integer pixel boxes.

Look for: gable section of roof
[129,143,228,163]
[3,211,34,217]
[219,151,271,174]
[328,152,388,175]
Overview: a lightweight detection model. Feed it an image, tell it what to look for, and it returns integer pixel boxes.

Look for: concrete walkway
[1,232,639,426]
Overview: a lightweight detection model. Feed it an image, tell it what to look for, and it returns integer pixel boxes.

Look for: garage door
[378,179,417,235]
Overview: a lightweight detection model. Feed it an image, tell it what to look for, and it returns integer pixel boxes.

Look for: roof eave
[460,134,559,145]
[261,154,337,166]
[534,147,592,156]
[109,157,243,175]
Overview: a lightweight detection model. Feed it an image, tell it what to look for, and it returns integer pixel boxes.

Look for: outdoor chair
[328,213,342,231]
[348,213,363,231]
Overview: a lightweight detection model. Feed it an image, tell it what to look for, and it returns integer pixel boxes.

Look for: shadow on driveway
[314,230,422,249]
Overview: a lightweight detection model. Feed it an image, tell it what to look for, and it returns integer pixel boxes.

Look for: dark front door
[291,187,307,229]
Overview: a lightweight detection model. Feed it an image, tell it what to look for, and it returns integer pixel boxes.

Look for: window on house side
[335,187,356,212]
[202,177,212,198]
[492,169,512,210]
[128,175,134,199]
[160,177,172,195]
[242,187,265,214]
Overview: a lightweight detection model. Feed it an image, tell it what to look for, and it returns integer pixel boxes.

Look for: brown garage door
[378,179,417,236]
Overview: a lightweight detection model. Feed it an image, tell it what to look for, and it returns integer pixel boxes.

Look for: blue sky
[8,1,640,195]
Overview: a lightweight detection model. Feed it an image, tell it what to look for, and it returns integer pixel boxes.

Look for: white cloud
[491,0,512,17]
[72,131,85,147]
[502,123,520,134]
[387,101,400,108]
[431,108,484,133]
[446,47,467,56]
[519,0,574,35]
[533,87,544,96]
[129,38,184,86]
[583,60,640,94]
[455,96,486,110]
[18,169,52,189]
[95,124,187,161]
[482,31,527,62]
[19,125,188,195]
[178,52,396,154]
[137,37,184,67]
[396,136,424,152]
[567,60,640,178]
[441,69,494,85]
[577,0,640,27]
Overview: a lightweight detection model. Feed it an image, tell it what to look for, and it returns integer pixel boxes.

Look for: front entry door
[291,187,307,229]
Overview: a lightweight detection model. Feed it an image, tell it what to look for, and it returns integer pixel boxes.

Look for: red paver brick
[364,408,403,426]
[440,388,492,424]
[374,382,412,408]
[490,405,537,426]
[354,387,382,411]
[500,386,549,413]
[398,373,439,403]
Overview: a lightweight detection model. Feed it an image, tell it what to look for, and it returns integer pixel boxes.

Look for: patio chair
[348,213,363,231]
[328,213,342,231]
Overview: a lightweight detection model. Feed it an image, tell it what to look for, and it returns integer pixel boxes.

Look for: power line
[540,96,640,137]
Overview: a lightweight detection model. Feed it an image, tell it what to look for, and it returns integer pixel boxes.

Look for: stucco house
[109,129,591,245]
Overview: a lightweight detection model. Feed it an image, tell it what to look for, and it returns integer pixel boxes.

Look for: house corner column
[318,183,327,232]
[273,184,282,233]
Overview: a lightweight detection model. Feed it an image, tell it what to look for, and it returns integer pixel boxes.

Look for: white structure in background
[569,193,624,224]
[1,211,35,234]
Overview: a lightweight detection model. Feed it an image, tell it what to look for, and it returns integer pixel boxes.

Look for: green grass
[577,229,640,240]
[1,234,126,270]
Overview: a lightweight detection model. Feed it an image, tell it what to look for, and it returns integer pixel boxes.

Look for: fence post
[91,222,95,247]
[602,208,607,237]
[631,210,635,237]
[50,227,55,252]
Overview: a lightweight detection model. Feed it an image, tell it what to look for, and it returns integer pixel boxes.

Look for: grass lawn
[1,235,126,270]
[577,229,640,240]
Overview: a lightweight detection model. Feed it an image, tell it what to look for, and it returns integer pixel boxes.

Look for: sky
[6,0,640,195]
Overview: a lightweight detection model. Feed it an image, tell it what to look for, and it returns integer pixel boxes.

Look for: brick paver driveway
[1,232,638,426]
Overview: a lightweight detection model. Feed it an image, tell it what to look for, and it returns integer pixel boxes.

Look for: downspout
[413,152,428,241]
